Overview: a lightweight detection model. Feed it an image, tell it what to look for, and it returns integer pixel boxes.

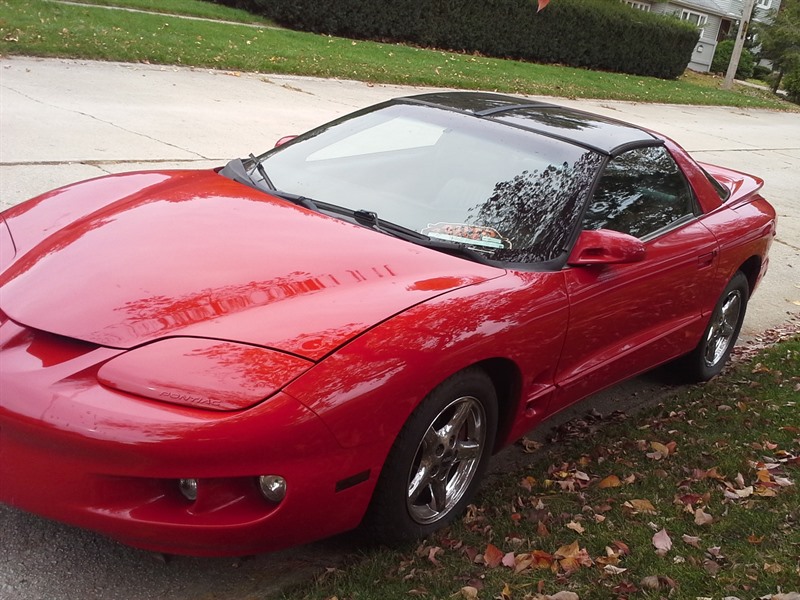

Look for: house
[622,0,782,72]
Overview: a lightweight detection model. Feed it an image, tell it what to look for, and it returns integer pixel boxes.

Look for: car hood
[0,170,503,360]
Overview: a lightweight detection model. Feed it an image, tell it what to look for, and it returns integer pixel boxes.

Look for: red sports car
[0,92,775,556]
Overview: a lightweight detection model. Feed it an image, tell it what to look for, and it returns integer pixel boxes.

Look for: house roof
[668,0,729,18]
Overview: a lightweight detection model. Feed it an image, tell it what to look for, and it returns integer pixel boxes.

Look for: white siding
[627,0,781,73]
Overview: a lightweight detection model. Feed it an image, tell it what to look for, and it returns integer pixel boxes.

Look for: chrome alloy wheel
[406,396,487,525]
[703,289,743,368]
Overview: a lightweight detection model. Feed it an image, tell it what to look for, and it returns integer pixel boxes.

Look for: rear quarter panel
[664,137,776,305]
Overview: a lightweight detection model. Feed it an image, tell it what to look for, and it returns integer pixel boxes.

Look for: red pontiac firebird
[0,93,775,556]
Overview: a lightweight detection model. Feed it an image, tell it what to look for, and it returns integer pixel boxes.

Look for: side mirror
[567,229,646,266]
[274,135,297,148]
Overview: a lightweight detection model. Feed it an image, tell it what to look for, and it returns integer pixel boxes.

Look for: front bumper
[0,319,377,556]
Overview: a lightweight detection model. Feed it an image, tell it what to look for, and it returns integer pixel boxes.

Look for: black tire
[681,271,749,382]
[362,368,498,544]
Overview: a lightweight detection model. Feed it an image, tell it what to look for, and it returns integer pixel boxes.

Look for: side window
[583,145,696,239]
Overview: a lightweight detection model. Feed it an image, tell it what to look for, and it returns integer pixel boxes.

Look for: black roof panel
[401,92,658,156]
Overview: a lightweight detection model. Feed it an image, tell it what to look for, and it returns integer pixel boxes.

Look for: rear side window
[702,167,731,201]
[583,145,697,239]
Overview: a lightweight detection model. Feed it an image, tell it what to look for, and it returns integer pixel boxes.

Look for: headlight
[98,337,313,411]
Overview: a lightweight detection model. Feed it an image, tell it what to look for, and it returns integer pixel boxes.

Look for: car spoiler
[699,162,765,209]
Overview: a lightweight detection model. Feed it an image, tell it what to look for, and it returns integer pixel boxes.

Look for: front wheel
[362,369,497,544]
[682,271,749,382]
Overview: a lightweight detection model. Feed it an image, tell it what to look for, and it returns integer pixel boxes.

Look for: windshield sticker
[421,223,512,250]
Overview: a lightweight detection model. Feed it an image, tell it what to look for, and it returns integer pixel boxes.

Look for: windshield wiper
[249,153,275,190]
[267,189,319,211]
[218,162,487,263]
[219,157,271,193]
[219,158,319,210]
[342,208,489,263]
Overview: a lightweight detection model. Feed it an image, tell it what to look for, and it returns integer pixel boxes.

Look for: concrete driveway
[1,56,798,600]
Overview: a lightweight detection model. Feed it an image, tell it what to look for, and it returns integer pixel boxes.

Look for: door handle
[698,250,717,268]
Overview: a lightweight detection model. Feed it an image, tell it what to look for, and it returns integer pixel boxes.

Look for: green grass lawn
[284,337,800,599]
[47,0,275,24]
[0,0,795,109]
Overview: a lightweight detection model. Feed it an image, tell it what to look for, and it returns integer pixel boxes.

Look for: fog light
[258,475,286,502]
[178,478,198,501]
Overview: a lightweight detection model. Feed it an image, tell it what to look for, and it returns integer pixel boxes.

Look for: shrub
[783,67,800,103]
[214,0,698,79]
[752,64,772,81]
[711,39,756,79]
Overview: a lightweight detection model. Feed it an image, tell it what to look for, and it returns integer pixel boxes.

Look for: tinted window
[701,167,730,201]
[583,145,696,239]
[263,104,603,263]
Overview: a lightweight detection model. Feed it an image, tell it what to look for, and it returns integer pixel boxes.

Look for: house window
[756,0,771,8]
[681,10,708,36]
[623,1,651,10]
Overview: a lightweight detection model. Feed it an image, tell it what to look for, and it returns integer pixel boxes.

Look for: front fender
[284,270,569,454]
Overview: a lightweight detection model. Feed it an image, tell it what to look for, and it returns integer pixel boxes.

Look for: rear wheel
[683,271,749,381]
[363,369,497,544]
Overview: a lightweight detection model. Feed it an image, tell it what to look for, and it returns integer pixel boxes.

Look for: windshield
[259,103,603,264]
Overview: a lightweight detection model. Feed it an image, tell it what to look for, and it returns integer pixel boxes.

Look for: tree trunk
[771,69,784,93]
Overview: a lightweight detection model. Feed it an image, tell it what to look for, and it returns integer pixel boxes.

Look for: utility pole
[723,0,757,89]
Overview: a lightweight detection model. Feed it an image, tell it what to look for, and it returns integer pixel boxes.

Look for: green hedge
[214,0,698,79]
[784,68,800,103]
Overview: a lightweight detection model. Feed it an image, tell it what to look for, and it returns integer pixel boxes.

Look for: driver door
[553,145,719,410]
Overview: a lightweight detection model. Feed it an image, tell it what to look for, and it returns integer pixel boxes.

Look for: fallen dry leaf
[652,528,672,556]
[529,549,555,569]
[460,586,479,600]
[747,534,764,544]
[554,540,592,573]
[682,534,701,548]
[724,486,754,499]
[694,508,714,526]
[651,441,670,455]
[513,553,533,573]
[603,564,627,575]
[428,546,443,566]
[704,467,726,480]
[499,582,512,600]
[611,540,630,556]
[520,437,543,453]
[640,574,677,590]
[566,521,585,534]
[624,498,657,514]
[545,593,579,600]
[484,543,503,568]
[703,558,720,576]
[537,521,550,537]
[597,474,622,488]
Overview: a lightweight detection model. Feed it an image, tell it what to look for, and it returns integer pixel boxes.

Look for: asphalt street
[1,56,799,600]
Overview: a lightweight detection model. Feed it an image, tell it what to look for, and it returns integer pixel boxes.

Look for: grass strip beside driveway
[0,0,794,109]
[50,0,275,25]
[286,337,800,599]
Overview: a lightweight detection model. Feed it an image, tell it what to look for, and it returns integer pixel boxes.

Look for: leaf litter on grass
[294,334,800,600]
